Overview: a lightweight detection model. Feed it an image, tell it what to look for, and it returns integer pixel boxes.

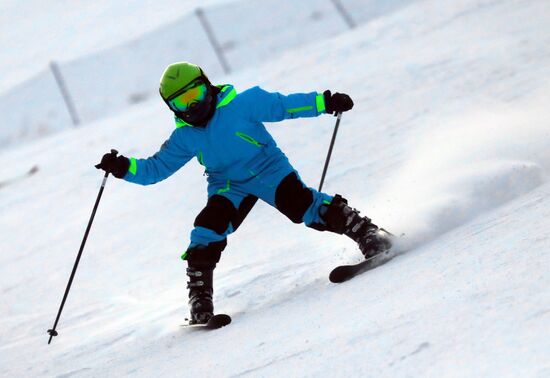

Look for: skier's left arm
[241,87,353,123]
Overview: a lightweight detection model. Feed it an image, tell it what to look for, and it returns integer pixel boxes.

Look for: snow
[1,0,550,376]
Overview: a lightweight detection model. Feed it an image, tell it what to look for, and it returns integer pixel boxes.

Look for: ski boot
[323,194,392,259]
[186,265,214,324]
[184,240,225,325]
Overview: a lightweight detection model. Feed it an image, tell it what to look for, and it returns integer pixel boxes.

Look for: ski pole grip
[106,149,119,178]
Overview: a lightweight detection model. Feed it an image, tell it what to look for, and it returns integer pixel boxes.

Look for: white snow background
[1,0,549,377]
[0,0,236,92]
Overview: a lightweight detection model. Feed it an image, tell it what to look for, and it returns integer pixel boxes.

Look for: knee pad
[275,172,313,224]
[233,195,258,230]
[185,239,227,268]
[194,195,236,234]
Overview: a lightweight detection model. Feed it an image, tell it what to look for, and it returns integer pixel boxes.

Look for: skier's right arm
[96,130,193,185]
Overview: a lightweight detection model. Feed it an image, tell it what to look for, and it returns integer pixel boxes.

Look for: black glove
[95,150,130,178]
[323,90,354,115]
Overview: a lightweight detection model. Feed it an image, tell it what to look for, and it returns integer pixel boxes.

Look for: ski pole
[318,112,342,192]
[47,150,116,344]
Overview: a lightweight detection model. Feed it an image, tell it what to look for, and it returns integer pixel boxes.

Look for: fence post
[50,61,80,126]
[195,7,231,75]
[330,0,356,29]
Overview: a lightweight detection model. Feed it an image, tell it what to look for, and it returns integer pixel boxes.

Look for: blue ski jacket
[123,85,327,189]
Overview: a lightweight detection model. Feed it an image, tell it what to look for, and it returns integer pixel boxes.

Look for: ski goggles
[166,78,209,113]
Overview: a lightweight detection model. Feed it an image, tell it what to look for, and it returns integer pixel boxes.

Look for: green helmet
[159,62,207,100]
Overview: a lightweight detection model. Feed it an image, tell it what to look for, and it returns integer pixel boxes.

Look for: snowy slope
[0,0,414,151]
[1,0,549,377]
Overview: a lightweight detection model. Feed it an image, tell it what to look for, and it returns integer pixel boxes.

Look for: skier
[96,62,392,324]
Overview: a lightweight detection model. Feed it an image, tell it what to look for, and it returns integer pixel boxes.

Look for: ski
[329,249,395,283]
[182,314,232,330]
